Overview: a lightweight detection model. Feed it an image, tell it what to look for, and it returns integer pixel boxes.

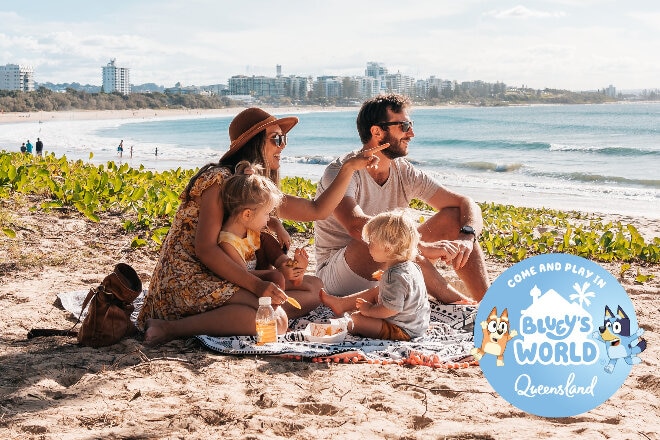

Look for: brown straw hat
[221,108,298,161]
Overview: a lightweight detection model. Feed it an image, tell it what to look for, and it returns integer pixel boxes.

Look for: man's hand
[419,240,459,263]
[451,238,475,270]
[419,239,474,270]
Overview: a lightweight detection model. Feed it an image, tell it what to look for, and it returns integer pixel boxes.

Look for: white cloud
[486,5,566,19]
[0,1,658,90]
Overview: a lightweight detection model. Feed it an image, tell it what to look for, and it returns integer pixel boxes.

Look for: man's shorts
[316,247,378,297]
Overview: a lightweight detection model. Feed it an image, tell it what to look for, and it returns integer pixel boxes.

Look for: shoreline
[2,106,657,221]
[0,106,354,125]
[2,101,657,125]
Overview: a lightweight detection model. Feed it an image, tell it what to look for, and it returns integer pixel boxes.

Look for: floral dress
[137,167,238,329]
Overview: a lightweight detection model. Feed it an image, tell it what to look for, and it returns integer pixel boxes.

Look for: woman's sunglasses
[269,134,287,147]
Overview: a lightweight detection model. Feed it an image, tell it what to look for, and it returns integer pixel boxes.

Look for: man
[314,94,489,303]
[35,138,44,156]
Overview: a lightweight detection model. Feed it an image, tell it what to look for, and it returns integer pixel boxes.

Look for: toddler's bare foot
[319,288,352,317]
[143,319,175,347]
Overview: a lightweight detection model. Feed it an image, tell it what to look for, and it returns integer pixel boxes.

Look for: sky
[1,0,658,91]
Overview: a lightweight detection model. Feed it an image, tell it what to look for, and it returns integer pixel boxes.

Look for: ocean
[1,102,658,218]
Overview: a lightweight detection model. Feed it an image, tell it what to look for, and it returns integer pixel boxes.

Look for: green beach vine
[1,151,657,283]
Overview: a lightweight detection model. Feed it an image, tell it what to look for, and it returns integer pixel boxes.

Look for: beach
[1,108,659,438]
[0,107,339,124]
[1,191,659,439]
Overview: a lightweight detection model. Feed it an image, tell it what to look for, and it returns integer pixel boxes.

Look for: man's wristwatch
[460,225,477,241]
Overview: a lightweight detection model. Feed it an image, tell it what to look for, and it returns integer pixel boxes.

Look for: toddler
[321,210,431,341]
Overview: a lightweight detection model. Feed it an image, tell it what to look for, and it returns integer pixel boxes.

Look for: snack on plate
[310,324,342,337]
[304,322,348,343]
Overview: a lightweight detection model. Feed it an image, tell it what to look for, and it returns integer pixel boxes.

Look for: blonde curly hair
[362,210,419,262]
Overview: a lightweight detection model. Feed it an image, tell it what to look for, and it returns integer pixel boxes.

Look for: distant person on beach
[25,140,33,154]
[117,140,124,157]
[130,145,133,158]
[155,147,158,156]
[137,107,385,346]
[321,210,431,341]
[35,138,43,156]
[314,93,490,303]
[20,142,26,153]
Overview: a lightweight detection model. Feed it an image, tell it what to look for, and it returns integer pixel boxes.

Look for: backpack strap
[26,286,98,340]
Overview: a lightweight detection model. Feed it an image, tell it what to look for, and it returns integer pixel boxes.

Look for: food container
[303,318,349,343]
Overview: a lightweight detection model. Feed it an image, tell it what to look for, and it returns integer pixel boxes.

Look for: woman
[138,107,385,345]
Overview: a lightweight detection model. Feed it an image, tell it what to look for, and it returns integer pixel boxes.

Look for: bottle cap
[258,296,272,306]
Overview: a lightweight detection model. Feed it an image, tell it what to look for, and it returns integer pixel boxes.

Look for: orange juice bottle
[255,297,277,345]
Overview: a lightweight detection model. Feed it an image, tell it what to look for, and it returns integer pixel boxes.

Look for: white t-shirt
[314,153,442,267]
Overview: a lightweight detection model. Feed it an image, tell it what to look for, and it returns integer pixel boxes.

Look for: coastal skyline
[1,0,658,91]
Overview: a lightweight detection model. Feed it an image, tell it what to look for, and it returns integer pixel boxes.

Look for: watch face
[461,226,475,235]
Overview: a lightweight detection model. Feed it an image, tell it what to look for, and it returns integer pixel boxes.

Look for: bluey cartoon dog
[471,307,517,366]
[593,305,646,373]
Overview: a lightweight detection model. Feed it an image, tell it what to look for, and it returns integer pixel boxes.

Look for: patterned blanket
[58,290,477,368]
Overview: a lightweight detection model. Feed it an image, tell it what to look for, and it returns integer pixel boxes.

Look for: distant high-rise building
[365,62,387,92]
[0,64,34,91]
[102,59,131,94]
[365,62,387,79]
[605,84,616,98]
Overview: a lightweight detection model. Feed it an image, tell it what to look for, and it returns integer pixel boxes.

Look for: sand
[0,106,348,125]
[1,190,659,439]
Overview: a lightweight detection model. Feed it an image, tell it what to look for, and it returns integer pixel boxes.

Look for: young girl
[218,161,321,327]
[321,210,431,341]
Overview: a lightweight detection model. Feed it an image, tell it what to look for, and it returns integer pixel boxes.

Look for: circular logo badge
[473,253,646,417]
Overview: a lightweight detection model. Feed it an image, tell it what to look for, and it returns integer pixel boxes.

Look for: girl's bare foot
[143,318,175,346]
[293,248,309,271]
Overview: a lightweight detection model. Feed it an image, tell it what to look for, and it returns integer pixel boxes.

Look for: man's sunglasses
[269,134,287,147]
[377,120,414,132]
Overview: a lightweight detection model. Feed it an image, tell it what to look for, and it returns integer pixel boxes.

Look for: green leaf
[83,209,100,222]
[2,228,16,238]
[131,237,147,248]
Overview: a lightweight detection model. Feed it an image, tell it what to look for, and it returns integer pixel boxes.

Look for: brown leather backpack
[77,263,142,347]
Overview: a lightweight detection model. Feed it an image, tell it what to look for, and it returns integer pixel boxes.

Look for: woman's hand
[343,143,389,171]
[255,278,289,306]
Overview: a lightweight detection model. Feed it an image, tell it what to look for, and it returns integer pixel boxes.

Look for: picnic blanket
[58,290,477,368]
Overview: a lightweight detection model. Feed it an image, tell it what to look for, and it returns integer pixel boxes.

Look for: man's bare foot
[143,319,175,347]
